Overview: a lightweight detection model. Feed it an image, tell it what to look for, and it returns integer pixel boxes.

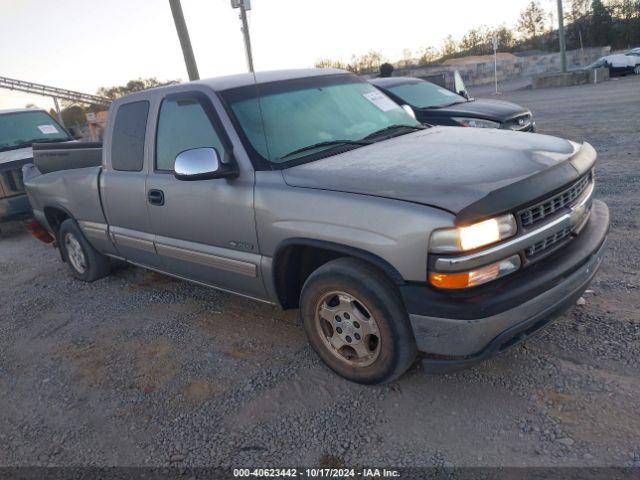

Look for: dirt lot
[1,76,639,469]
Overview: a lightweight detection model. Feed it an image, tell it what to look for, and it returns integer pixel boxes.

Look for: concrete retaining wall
[362,47,611,87]
[532,68,610,89]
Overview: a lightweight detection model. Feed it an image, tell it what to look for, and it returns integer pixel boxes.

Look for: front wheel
[634,65,640,75]
[59,218,111,282]
[300,258,417,384]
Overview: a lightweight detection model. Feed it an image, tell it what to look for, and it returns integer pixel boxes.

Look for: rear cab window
[111,101,150,172]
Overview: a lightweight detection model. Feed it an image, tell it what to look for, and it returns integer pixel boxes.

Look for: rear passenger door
[145,90,264,299]
[101,100,163,269]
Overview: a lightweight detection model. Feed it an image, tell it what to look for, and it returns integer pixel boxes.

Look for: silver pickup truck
[23,68,609,384]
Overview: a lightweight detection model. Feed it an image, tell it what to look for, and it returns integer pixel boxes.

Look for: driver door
[145,90,265,299]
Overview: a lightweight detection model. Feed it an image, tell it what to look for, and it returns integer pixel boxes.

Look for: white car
[588,54,640,76]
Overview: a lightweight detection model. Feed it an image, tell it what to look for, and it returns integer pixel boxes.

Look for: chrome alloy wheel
[64,232,87,274]
[635,65,640,75]
[315,291,381,367]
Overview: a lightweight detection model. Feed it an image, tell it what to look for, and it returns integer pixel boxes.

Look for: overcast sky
[1,0,557,110]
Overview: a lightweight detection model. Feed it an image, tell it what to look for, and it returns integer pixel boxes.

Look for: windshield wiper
[280,139,373,160]
[31,138,71,144]
[362,124,425,140]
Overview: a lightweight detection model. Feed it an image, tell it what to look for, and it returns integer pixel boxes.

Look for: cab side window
[156,96,227,172]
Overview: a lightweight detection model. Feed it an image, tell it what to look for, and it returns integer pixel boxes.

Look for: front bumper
[402,200,609,372]
[0,193,31,222]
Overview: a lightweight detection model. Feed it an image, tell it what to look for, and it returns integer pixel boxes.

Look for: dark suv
[0,108,71,222]
[370,77,535,132]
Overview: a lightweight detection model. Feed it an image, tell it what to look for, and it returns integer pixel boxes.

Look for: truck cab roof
[112,68,349,106]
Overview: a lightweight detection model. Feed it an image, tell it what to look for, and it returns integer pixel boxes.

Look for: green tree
[611,0,640,47]
[590,0,613,46]
[61,105,87,127]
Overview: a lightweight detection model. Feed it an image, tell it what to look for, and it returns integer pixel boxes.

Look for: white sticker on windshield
[437,87,458,97]
[363,91,400,112]
[38,124,59,134]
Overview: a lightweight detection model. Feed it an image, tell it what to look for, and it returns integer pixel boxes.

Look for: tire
[634,65,640,75]
[300,257,417,384]
[58,218,111,282]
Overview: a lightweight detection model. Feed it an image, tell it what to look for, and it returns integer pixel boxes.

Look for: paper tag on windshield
[38,125,59,134]
[363,91,400,112]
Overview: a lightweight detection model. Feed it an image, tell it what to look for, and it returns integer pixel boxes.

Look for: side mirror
[453,70,471,100]
[174,148,237,181]
[401,104,416,119]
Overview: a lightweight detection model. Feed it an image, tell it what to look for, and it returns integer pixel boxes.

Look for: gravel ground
[0,76,639,469]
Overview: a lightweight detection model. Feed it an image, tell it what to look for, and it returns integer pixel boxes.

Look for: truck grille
[525,227,572,257]
[0,168,25,199]
[518,174,591,228]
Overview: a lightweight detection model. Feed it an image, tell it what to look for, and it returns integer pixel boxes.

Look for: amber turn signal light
[429,255,521,289]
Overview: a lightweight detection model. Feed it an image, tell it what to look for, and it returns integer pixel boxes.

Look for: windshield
[385,80,467,108]
[222,74,419,165]
[0,111,70,151]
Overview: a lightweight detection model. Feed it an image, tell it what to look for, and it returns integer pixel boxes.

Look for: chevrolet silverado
[23,69,609,384]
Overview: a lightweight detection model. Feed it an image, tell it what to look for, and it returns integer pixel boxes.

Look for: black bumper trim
[400,200,609,320]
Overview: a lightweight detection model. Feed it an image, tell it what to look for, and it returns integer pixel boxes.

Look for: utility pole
[169,0,200,81]
[231,0,255,72]
[493,36,499,94]
[52,97,64,127]
[557,0,567,73]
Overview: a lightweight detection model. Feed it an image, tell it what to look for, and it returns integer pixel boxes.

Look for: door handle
[147,189,165,206]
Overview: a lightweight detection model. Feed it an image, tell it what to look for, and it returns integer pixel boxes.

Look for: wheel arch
[272,238,405,309]
[43,205,75,236]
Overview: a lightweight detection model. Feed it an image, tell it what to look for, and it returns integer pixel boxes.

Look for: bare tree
[417,46,439,64]
[517,0,549,48]
[315,59,349,70]
[97,78,180,100]
[440,35,459,57]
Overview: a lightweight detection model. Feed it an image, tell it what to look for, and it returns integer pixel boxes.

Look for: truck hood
[420,98,528,121]
[282,127,594,222]
[0,147,33,166]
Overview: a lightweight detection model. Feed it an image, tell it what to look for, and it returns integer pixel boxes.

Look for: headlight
[453,117,500,129]
[430,214,517,253]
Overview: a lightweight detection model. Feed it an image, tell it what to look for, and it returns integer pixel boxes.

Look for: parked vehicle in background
[587,54,640,76]
[0,109,72,222]
[369,77,535,132]
[24,69,608,384]
[626,47,640,57]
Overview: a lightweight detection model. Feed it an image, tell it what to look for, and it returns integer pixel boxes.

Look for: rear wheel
[634,65,640,75]
[300,258,417,384]
[59,219,111,282]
